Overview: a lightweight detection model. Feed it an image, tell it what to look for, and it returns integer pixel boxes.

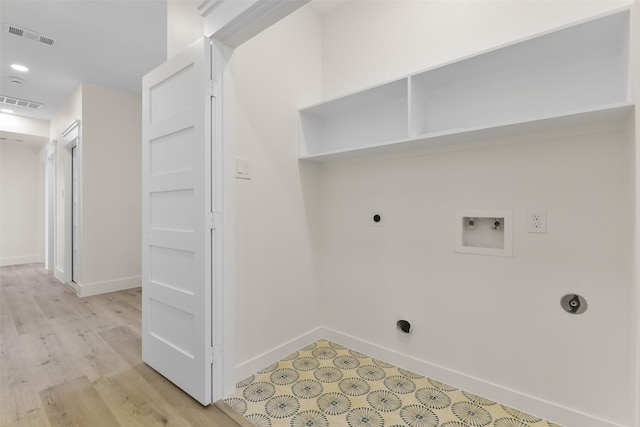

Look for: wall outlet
[527,210,547,233]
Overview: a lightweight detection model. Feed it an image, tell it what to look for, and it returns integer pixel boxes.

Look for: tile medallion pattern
[225,340,562,427]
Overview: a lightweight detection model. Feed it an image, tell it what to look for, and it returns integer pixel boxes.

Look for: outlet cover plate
[527,210,547,233]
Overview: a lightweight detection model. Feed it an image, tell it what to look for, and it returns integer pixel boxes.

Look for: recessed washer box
[455,210,513,257]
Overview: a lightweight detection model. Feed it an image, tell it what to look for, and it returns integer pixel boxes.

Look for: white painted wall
[224,1,638,423]
[0,113,49,138]
[320,0,632,99]
[632,1,640,424]
[50,85,82,279]
[230,5,323,376]
[79,83,142,295]
[319,126,633,426]
[0,113,49,267]
[49,83,141,295]
[0,142,44,266]
[316,1,635,426]
[167,0,202,58]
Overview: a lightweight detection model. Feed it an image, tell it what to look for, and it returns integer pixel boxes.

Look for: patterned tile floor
[225,339,561,427]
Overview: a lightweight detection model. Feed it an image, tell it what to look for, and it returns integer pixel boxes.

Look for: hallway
[0,264,242,426]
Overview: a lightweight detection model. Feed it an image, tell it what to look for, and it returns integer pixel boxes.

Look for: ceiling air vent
[0,95,43,110]
[5,24,56,47]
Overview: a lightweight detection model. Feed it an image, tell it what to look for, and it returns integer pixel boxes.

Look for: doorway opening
[62,120,81,286]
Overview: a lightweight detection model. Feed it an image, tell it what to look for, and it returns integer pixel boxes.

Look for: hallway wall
[0,142,44,266]
[49,83,142,296]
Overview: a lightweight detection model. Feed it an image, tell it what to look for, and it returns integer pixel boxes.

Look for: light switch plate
[235,158,251,180]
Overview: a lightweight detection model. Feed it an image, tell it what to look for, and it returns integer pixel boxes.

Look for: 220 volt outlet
[527,210,547,233]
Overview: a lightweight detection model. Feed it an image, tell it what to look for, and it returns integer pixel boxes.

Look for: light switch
[236,158,251,180]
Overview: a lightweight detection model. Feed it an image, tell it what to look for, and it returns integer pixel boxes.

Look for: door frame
[62,120,81,286]
[195,0,311,399]
[45,141,57,271]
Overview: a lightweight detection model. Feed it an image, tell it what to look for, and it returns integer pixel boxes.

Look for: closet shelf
[298,102,634,162]
[298,7,632,162]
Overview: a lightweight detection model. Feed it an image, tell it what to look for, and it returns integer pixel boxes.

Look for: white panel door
[142,37,214,405]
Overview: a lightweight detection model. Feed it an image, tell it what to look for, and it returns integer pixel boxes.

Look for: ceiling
[0,0,168,123]
[0,0,345,149]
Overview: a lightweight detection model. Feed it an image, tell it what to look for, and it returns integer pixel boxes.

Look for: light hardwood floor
[0,264,243,427]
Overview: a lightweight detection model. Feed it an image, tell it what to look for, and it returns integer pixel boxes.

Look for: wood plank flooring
[0,264,241,427]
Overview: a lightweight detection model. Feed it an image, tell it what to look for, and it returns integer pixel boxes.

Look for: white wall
[316,1,635,426]
[321,0,632,98]
[49,83,142,295]
[0,113,49,267]
[50,85,82,279]
[167,0,202,58]
[79,83,142,295]
[319,126,633,426]
[229,1,637,424]
[230,5,323,376]
[0,142,44,266]
[632,1,640,425]
[0,113,49,138]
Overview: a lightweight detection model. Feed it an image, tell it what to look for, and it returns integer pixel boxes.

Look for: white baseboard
[321,327,626,427]
[75,275,141,297]
[233,326,626,427]
[0,255,43,267]
[235,327,326,382]
[54,267,65,282]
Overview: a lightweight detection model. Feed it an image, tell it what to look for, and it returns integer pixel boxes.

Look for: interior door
[141,37,214,405]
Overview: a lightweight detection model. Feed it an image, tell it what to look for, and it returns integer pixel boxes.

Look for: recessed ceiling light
[1,108,14,114]
[10,64,28,72]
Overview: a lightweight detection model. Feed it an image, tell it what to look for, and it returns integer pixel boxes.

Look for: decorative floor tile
[225,340,562,427]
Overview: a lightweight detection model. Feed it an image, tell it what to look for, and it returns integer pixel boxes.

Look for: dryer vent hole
[397,319,411,334]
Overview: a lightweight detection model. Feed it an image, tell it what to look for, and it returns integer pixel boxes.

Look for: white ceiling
[0,0,168,122]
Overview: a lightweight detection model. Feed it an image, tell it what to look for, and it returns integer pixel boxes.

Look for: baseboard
[0,255,43,267]
[231,326,627,426]
[235,327,325,382]
[321,327,626,427]
[54,267,65,282]
[75,275,141,297]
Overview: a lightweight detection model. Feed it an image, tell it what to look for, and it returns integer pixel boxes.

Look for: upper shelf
[299,7,632,161]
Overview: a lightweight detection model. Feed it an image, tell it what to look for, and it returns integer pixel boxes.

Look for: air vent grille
[8,26,23,37]
[0,95,43,110]
[5,24,56,47]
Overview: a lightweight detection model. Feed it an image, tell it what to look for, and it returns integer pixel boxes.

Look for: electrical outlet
[527,210,547,233]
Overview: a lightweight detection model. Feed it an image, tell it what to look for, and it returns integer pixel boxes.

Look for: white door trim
[62,120,81,287]
[45,141,57,271]
[199,0,310,47]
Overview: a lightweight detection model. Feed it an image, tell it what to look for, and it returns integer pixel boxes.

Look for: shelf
[299,103,634,162]
[298,7,632,162]
[299,78,408,158]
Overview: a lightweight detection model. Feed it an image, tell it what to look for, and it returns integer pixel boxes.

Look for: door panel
[142,37,213,405]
